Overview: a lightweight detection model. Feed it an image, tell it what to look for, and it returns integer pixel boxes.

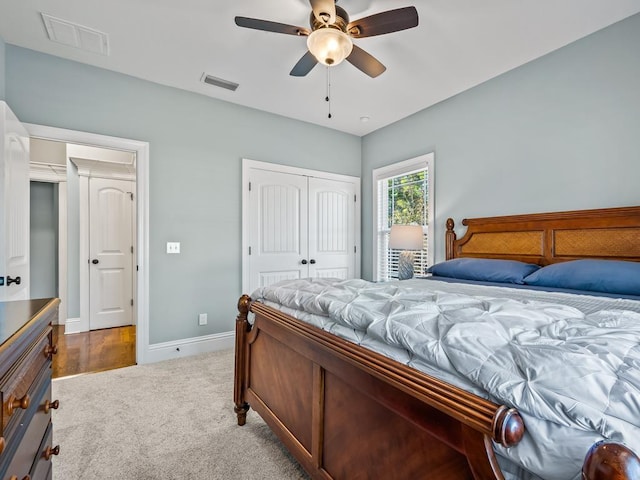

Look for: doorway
[26,122,150,369]
[31,138,138,377]
[69,148,137,334]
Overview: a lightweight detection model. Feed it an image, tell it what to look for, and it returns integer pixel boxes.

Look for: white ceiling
[1,0,639,136]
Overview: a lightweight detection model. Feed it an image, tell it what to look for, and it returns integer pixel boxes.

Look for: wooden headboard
[445,206,640,265]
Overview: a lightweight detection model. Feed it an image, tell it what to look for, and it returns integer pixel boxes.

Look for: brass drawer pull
[44,399,60,414]
[0,436,4,454]
[9,475,31,480]
[44,445,60,461]
[44,344,58,358]
[5,394,30,416]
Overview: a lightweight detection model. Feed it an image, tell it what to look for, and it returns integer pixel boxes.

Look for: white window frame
[372,153,435,281]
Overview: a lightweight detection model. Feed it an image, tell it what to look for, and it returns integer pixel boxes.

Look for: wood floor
[52,324,136,378]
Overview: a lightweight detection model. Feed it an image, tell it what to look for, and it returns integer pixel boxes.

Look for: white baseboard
[64,318,82,334]
[143,331,235,364]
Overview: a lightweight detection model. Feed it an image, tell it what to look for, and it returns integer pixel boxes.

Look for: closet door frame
[241,158,361,295]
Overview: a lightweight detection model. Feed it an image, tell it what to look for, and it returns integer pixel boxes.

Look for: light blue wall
[6,46,361,343]
[7,12,640,336]
[361,13,640,280]
[30,181,58,299]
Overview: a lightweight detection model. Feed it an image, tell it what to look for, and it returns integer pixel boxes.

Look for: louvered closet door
[248,169,309,293]
[308,177,356,280]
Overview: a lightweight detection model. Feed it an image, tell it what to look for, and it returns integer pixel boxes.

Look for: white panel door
[89,178,134,329]
[0,103,30,301]
[308,177,357,280]
[245,165,359,294]
[247,169,308,294]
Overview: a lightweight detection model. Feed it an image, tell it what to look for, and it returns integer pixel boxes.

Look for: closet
[243,159,360,294]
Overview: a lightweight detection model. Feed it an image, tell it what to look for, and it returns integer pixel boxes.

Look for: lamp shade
[389,225,423,251]
[307,28,353,66]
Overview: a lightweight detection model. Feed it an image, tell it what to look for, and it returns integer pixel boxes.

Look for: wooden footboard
[234,295,640,480]
[235,295,525,479]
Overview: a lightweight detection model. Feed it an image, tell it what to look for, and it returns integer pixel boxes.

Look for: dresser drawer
[0,299,59,480]
[30,421,53,480]
[1,374,52,480]
[1,330,52,438]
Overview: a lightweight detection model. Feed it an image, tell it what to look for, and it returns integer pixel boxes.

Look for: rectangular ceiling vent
[201,73,239,92]
[41,13,110,56]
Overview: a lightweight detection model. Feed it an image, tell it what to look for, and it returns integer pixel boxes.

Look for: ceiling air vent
[41,13,109,55]
[201,73,239,92]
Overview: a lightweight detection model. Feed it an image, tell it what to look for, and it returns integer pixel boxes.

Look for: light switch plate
[167,242,180,254]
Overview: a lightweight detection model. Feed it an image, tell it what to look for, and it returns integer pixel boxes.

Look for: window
[373,153,434,281]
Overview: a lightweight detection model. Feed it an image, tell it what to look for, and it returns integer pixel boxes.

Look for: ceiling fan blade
[309,0,336,25]
[346,45,386,78]
[235,16,310,36]
[347,6,418,38]
[290,51,318,77]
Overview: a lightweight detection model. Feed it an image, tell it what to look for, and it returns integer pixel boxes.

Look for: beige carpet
[52,349,309,480]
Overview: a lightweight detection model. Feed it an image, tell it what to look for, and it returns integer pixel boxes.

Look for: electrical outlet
[199,313,208,326]
[166,242,180,254]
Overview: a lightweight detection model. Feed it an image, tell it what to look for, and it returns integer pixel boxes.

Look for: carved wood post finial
[234,295,252,426]
[446,218,454,231]
[445,218,456,261]
[583,441,640,480]
[237,294,251,319]
[493,407,524,448]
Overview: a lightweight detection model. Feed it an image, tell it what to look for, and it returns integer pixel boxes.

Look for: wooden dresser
[0,298,60,480]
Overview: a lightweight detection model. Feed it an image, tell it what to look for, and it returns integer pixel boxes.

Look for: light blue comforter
[252,277,640,480]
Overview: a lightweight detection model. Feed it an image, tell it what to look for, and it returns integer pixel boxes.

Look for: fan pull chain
[326,67,332,119]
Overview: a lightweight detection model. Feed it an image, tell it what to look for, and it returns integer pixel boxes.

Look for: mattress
[252,277,640,480]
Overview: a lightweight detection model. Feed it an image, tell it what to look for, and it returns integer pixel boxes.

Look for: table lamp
[389,224,424,280]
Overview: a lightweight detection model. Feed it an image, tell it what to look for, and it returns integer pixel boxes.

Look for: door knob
[301,259,308,265]
[92,259,99,264]
[6,276,21,286]
[309,259,316,264]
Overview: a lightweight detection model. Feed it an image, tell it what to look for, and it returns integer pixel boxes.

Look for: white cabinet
[0,102,30,301]
[243,160,360,294]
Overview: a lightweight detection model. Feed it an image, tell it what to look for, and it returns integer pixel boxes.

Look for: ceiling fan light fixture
[307,28,353,66]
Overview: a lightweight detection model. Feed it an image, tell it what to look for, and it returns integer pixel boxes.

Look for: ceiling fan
[235,0,419,78]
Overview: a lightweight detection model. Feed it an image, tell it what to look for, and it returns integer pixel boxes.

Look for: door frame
[242,158,361,294]
[25,123,150,365]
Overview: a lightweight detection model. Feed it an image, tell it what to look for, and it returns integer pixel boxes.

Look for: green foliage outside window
[387,171,428,227]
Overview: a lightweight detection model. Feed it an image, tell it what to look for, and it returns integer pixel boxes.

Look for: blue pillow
[523,260,640,295]
[427,258,540,284]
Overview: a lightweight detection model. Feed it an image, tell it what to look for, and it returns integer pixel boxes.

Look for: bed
[234,205,640,480]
